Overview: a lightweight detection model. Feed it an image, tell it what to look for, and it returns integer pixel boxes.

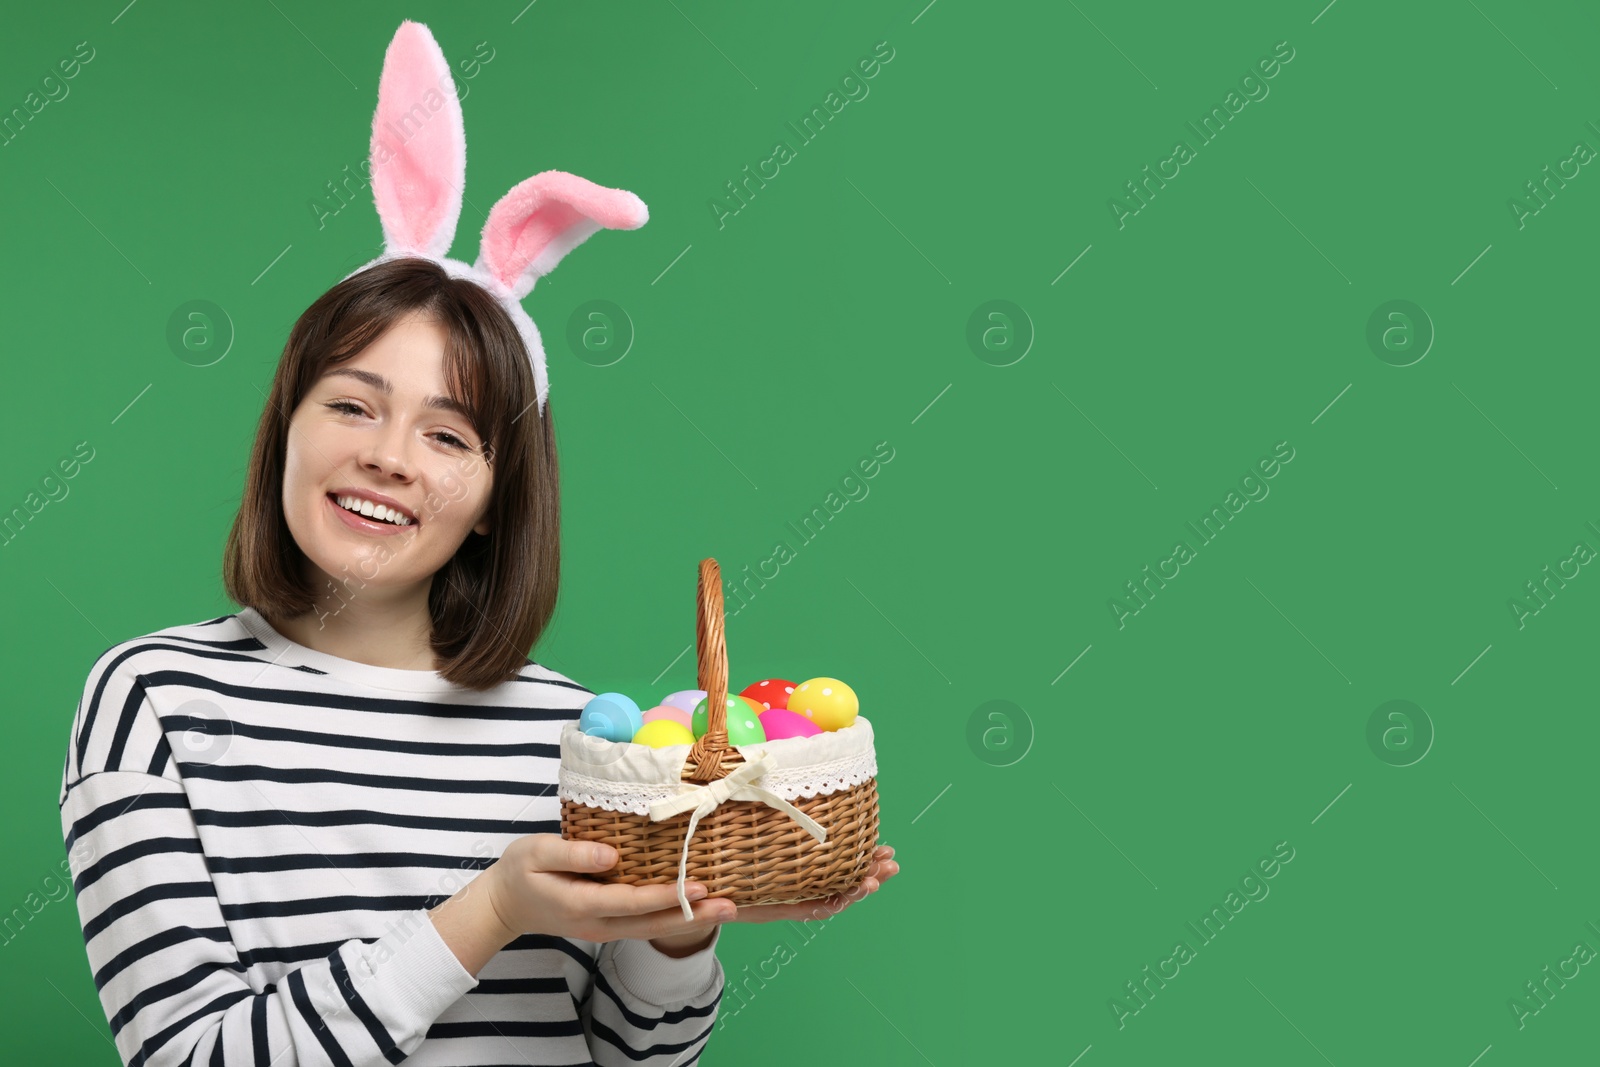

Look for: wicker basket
[559,558,880,916]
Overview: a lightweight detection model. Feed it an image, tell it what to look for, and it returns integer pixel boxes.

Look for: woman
[59,257,898,1066]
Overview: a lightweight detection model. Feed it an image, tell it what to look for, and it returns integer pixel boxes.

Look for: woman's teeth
[334,494,414,526]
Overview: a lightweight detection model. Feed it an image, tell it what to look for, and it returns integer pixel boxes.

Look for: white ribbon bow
[646,752,828,919]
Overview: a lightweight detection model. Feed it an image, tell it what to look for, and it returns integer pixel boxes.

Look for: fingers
[586,860,900,932]
[869,844,900,884]
[576,878,713,919]
[730,896,851,924]
[599,897,737,942]
[533,839,721,919]
[532,835,622,875]
[540,838,901,931]
[723,857,898,925]
[729,884,869,925]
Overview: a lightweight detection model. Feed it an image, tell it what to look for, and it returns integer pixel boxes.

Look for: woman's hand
[646,844,900,955]
[476,836,900,963]
[482,835,736,945]
[727,843,900,924]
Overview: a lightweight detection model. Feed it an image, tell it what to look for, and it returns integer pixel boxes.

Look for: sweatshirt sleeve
[583,929,725,1065]
[59,650,479,1067]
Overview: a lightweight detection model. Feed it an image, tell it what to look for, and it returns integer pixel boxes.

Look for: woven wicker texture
[560,558,880,905]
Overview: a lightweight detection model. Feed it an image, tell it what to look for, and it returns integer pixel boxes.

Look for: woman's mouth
[326,492,416,535]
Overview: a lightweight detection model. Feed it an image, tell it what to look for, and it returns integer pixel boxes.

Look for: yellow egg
[632,719,697,748]
[789,677,858,731]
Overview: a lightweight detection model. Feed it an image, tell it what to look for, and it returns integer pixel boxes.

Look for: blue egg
[579,692,644,743]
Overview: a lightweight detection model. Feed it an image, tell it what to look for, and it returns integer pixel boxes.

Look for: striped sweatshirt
[58,607,724,1066]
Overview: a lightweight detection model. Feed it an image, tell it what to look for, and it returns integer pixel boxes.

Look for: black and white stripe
[59,609,722,1066]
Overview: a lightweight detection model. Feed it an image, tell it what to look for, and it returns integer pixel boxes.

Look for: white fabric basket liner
[559,716,877,816]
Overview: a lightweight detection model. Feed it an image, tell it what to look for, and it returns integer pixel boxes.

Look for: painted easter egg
[759,707,823,740]
[790,678,858,731]
[692,694,766,744]
[641,705,693,730]
[726,707,767,745]
[741,678,798,711]
[632,720,697,748]
[661,689,707,715]
[692,695,743,738]
[579,692,643,743]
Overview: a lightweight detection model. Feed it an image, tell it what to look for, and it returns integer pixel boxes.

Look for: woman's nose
[360,419,417,480]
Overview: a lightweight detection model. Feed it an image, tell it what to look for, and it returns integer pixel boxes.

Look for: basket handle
[686,557,743,783]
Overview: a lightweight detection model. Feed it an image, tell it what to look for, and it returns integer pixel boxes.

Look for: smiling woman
[48,6,918,1060]
[61,242,741,1067]
[274,310,499,666]
[59,21,761,1067]
[223,257,559,686]
[285,309,509,633]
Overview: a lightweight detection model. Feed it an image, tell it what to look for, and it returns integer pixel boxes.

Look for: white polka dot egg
[789,677,858,732]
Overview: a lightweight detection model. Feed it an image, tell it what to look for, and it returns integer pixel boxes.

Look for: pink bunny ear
[475,171,648,300]
[369,21,465,259]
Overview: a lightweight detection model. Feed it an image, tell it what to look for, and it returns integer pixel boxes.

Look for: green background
[3,0,1597,1063]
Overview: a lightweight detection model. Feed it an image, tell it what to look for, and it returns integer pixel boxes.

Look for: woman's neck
[275,586,440,672]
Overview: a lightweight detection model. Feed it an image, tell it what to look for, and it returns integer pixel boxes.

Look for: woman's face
[282,311,494,602]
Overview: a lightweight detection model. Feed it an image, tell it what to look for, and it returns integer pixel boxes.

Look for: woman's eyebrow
[324,367,471,420]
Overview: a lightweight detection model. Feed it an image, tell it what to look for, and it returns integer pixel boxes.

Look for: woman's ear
[474,519,490,537]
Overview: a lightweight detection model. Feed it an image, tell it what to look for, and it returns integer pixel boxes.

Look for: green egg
[692,696,746,739]
[727,712,767,746]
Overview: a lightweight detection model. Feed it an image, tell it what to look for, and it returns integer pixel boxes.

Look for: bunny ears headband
[339,20,649,417]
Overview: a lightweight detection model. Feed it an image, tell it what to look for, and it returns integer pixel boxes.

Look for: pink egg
[759,708,822,740]
[642,705,693,729]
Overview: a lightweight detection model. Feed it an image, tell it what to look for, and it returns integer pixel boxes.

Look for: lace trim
[559,749,878,816]
[749,749,879,799]
[559,768,685,815]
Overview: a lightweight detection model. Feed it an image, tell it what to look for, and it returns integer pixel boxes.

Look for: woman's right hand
[483,834,736,944]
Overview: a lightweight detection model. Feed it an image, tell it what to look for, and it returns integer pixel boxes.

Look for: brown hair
[223,256,561,691]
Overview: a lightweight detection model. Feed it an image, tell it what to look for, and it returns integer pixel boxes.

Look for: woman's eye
[326,400,475,452]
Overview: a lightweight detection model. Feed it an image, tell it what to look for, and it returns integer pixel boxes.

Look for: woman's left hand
[648,844,900,956]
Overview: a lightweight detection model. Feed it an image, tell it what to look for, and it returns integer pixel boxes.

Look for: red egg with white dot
[740,678,797,712]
